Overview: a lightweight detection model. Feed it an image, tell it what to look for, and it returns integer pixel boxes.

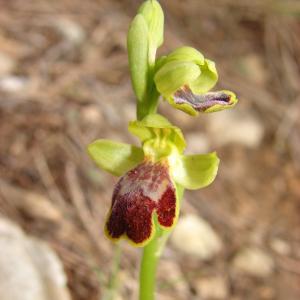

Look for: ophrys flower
[88,114,219,246]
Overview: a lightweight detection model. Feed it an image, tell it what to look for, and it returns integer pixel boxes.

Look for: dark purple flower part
[173,85,232,112]
[105,159,177,246]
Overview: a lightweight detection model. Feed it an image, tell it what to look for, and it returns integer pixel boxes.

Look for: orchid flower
[154,47,238,115]
[88,114,219,247]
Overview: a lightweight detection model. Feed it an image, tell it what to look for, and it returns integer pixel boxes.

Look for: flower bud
[127,0,164,109]
[138,0,164,51]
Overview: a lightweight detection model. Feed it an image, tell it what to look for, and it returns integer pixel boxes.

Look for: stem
[139,185,184,300]
[137,87,160,120]
[139,225,161,300]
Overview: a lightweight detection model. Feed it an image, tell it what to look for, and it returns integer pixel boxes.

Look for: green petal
[190,59,218,94]
[87,140,144,176]
[127,14,149,102]
[171,152,220,190]
[128,114,186,154]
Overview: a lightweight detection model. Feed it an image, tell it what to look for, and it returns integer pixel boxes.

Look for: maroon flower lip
[174,85,231,112]
[105,159,177,246]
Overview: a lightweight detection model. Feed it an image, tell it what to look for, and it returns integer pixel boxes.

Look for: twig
[34,148,68,209]
[65,161,109,256]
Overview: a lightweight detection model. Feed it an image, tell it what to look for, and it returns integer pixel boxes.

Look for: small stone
[195,276,228,299]
[81,105,103,124]
[171,214,222,260]
[0,52,16,75]
[208,110,264,148]
[0,76,29,93]
[270,238,291,256]
[0,218,71,300]
[54,18,85,45]
[232,247,275,278]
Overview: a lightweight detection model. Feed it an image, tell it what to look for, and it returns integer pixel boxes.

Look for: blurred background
[0,0,299,299]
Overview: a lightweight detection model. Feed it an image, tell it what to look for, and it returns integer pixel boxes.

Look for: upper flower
[88,114,219,247]
[154,47,238,116]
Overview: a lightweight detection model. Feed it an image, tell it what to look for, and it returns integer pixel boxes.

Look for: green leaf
[87,140,144,177]
[172,152,220,190]
[127,14,149,102]
[128,114,186,153]
[138,0,164,50]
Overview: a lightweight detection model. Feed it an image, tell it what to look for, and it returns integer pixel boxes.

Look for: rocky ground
[0,0,300,299]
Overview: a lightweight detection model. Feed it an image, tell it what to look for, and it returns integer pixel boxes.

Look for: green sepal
[138,0,164,51]
[171,152,220,190]
[128,114,186,154]
[127,14,149,102]
[87,139,144,177]
[154,61,200,97]
[160,46,205,66]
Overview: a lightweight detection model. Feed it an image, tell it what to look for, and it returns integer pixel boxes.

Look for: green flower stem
[139,185,184,300]
[139,224,161,300]
[137,85,160,120]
